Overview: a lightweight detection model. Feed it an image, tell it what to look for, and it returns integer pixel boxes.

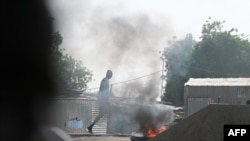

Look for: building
[48,92,175,135]
[184,78,250,117]
[48,94,100,135]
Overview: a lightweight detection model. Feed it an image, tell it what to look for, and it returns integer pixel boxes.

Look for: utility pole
[160,56,165,101]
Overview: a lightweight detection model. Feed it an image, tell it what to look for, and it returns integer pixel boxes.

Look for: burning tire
[130,136,149,141]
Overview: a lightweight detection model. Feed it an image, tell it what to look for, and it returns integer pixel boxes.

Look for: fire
[146,125,167,138]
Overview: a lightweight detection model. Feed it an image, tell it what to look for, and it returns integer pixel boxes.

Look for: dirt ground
[149,104,250,141]
[71,104,250,141]
[72,135,131,141]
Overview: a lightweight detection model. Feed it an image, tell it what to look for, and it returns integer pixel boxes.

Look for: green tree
[190,19,250,78]
[163,18,250,106]
[163,34,194,106]
[51,32,92,91]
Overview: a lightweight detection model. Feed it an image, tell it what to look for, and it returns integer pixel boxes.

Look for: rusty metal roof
[185,78,250,86]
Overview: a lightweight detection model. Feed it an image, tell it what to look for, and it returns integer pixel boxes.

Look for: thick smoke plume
[48,0,173,96]
[132,103,172,131]
[48,0,174,134]
[115,75,161,101]
[88,11,171,99]
[109,98,174,134]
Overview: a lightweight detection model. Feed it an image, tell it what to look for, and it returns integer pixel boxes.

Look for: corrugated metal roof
[185,78,250,86]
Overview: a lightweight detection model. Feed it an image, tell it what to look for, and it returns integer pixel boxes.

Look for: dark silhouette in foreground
[1,1,72,141]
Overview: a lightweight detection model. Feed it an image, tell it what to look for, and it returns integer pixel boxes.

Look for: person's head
[106,70,113,79]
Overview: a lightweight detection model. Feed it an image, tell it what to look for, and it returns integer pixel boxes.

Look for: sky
[47,0,250,96]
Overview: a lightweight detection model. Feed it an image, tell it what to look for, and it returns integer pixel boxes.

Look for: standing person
[87,70,113,134]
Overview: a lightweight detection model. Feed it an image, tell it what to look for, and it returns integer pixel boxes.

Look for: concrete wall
[48,98,94,135]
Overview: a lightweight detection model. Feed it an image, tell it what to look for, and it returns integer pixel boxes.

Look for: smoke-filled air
[47,0,174,100]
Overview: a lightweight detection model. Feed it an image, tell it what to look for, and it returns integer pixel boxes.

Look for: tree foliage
[163,18,250,106]
[191,19,250,78]
[163,34,194,106]
[51,32,92,91]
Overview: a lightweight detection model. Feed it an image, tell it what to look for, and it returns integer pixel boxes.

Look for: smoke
[89,13,166,66]
[87,10,172,96]
[164,34,194,80]
[132,103,172,131]
[48,0,174,133]
[109,99,174,134]
[47,0,173,96]
[116,75,161,101]
[89,10,171,99]
[109,75,174,134]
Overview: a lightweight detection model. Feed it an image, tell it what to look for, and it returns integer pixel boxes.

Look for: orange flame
[147,125,167,138]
